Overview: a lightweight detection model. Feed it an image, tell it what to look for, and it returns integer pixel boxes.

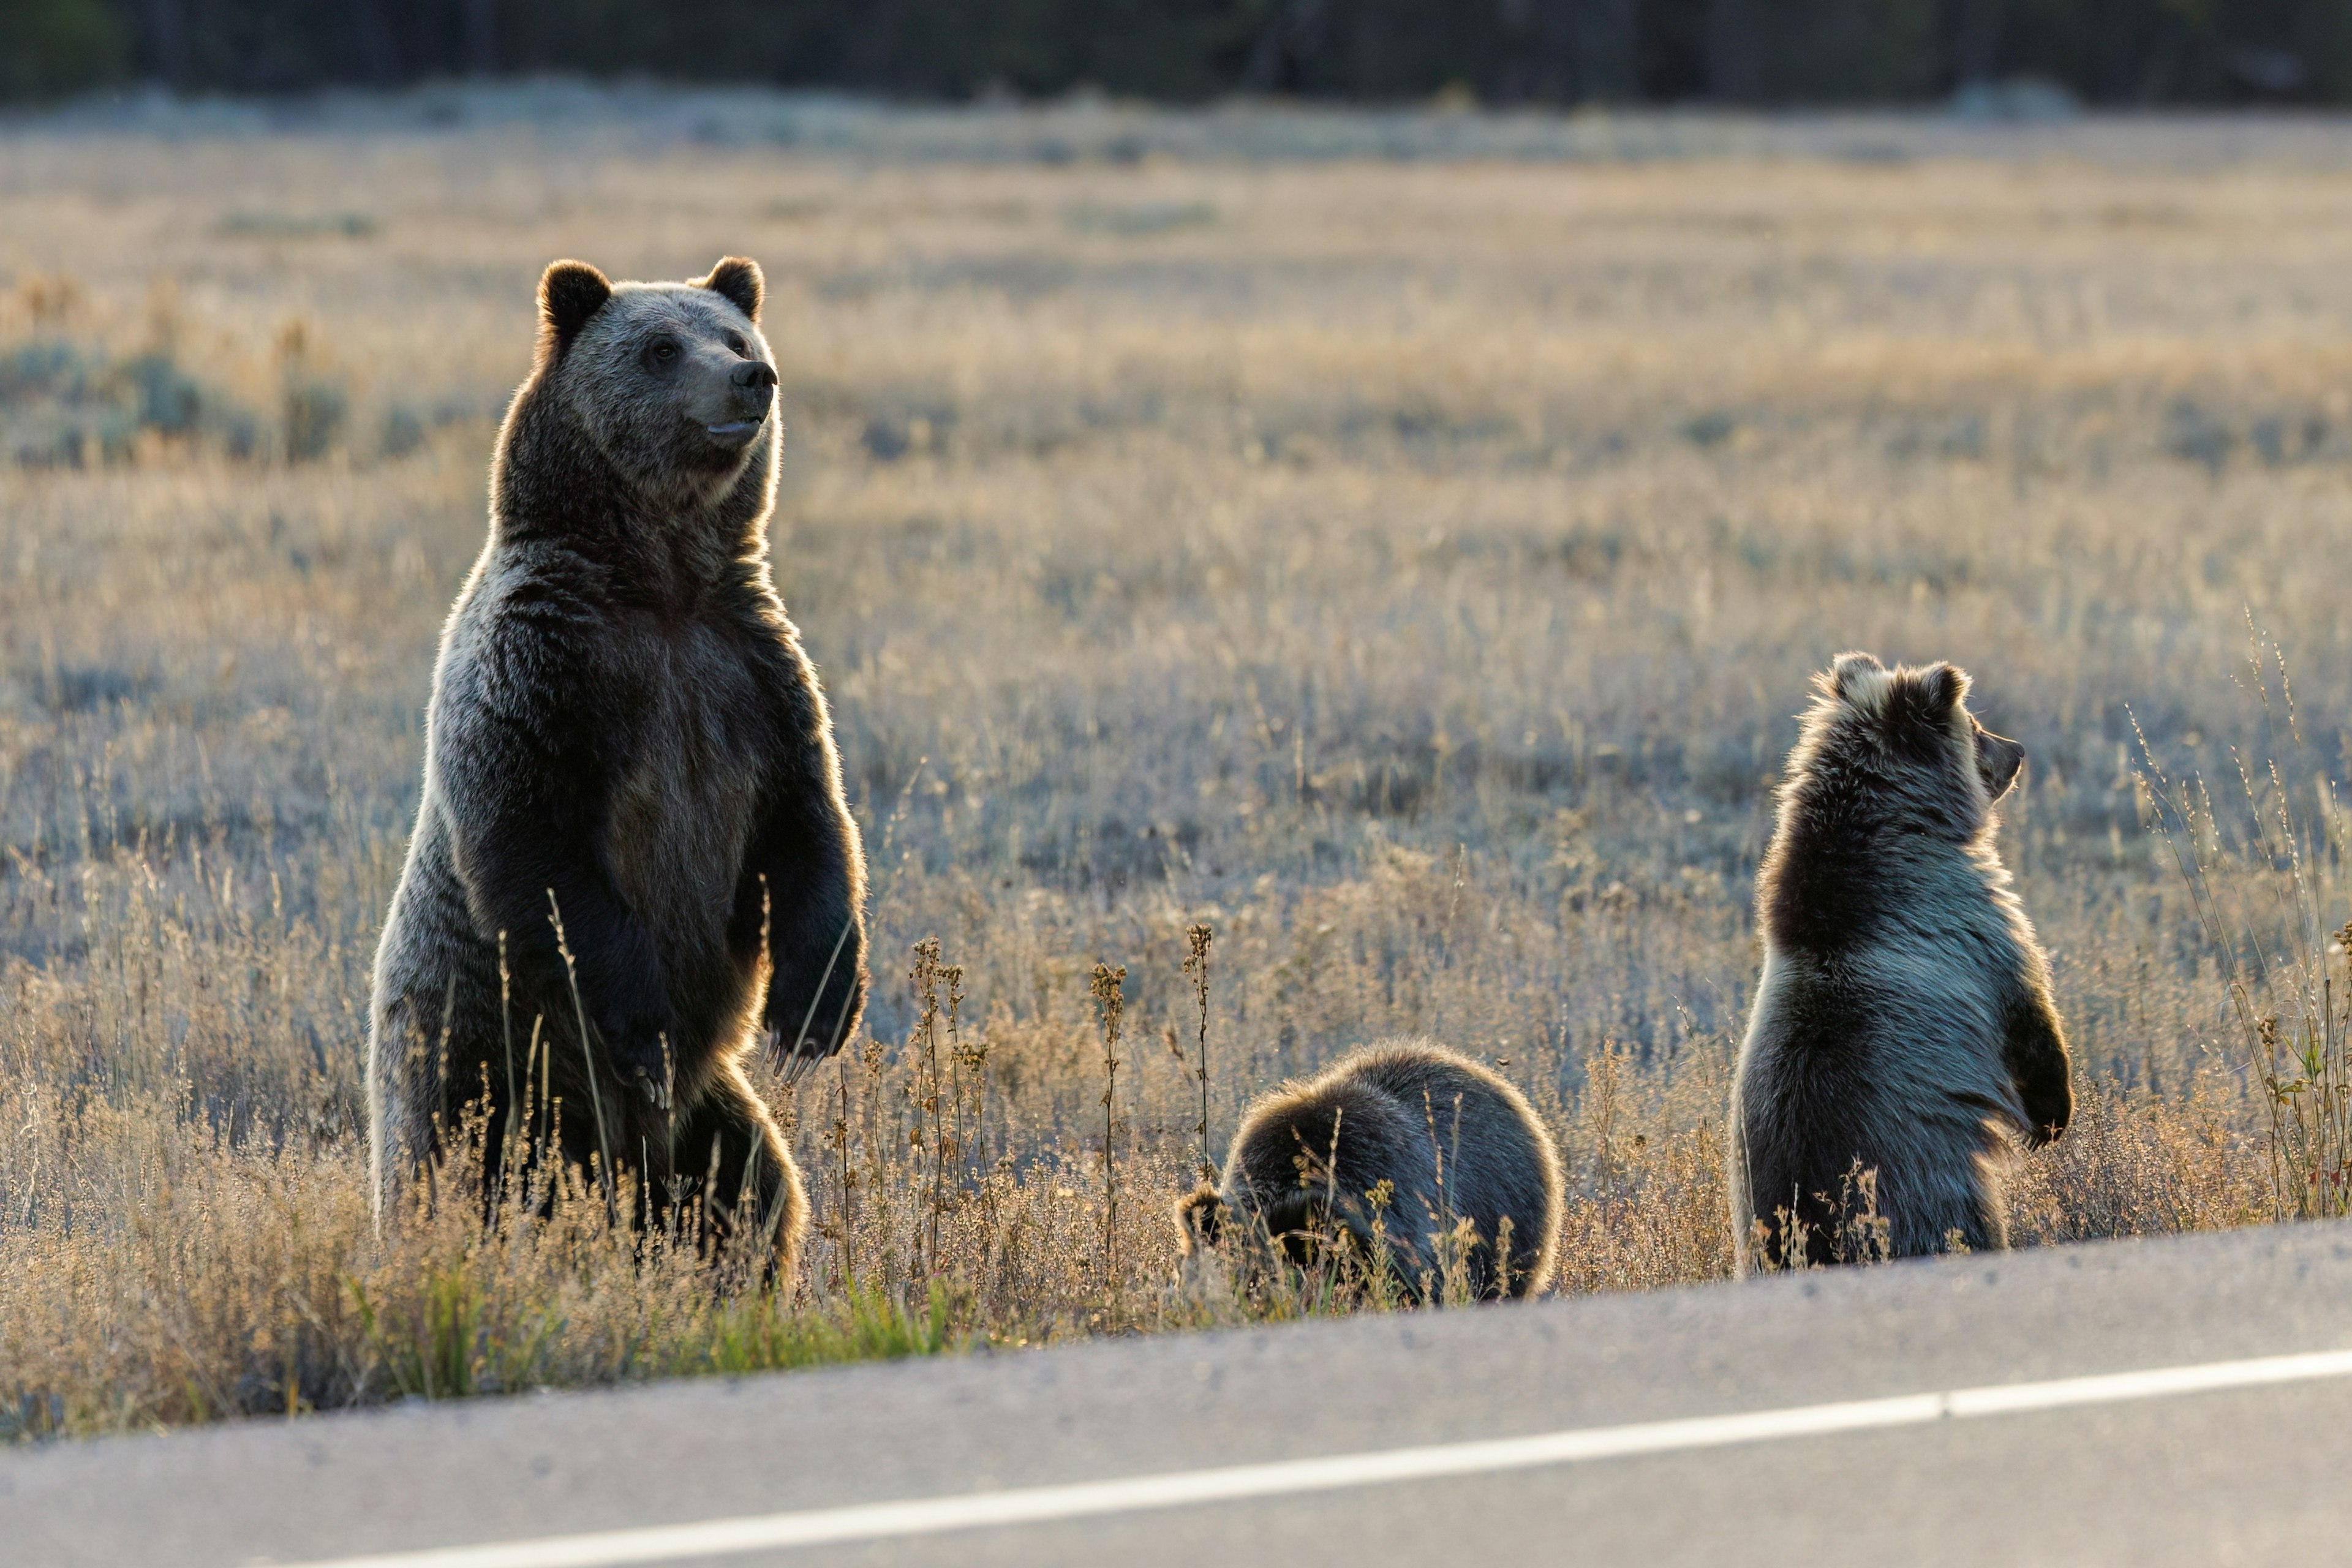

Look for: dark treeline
[7,0,2352,107]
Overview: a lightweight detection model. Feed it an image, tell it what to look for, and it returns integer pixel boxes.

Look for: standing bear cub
[1731,652,2070,1272]
[368,256,866,1281]
[1178,1039,1564,1301]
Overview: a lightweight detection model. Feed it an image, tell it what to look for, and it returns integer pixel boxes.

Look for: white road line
[270,1346,2352,1568]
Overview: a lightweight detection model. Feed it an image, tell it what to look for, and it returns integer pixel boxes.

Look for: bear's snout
[702,359,776,444]
[721,360,775,420]
[1976,728,2026,801]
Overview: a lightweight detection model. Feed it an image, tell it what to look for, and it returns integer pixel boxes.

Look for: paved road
[13,1221,2352,1567]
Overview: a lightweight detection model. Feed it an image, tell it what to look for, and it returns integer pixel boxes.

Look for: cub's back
[1746,852,2024,1104]
[1346,1041,1537,1156]
[1336,1040,1558,1227]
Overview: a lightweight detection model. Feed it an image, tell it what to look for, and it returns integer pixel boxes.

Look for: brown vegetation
[9,108,2352,1439]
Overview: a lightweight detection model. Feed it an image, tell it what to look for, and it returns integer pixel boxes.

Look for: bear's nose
[732,361,778,393]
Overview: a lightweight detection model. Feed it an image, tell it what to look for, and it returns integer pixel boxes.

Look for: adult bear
[368,255,866,1280]
[1730,652,2070,1272]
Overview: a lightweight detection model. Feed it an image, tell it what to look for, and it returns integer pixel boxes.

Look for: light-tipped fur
[1730,652,2070,1273]
[1177,1038,1564,1301]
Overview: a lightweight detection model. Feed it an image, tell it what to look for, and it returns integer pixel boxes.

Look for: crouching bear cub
[368,256,867,1281]
[1178,1040,1564,1301]
[1731,652,2070,1272]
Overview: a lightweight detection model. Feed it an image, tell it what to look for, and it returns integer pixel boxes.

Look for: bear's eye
[647,337,679,365]
[725,332,747,356]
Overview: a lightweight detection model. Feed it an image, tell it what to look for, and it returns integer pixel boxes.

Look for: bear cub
[1731,652,2070,1272]
[368,256,867,1281]
[1178,1039,1564,1301]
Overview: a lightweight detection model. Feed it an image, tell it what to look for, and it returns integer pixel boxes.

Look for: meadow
[4,89,2351,1438]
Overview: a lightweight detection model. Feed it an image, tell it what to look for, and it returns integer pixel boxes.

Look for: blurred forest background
[6,0,2352,109]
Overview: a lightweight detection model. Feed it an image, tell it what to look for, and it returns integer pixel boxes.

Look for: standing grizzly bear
[1177,1039,1564,1301]
[1730,652,2070,1273]
[368,255,866,1280]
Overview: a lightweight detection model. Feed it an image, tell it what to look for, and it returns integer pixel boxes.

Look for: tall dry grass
[9,96,2352,1438]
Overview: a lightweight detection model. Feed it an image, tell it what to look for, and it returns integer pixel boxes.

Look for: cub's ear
[699,255,764,322]
[1823,650,1885,701]
[1916,661,1971,714]
[1175,1186,1225,1255]
[538,260,611,353]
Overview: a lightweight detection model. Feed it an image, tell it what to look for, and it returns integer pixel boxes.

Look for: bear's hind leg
[1883,1155,2007,1258]
[666,1061,808,1286]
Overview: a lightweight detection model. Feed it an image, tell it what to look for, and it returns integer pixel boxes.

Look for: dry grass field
[6,91,2352,1439]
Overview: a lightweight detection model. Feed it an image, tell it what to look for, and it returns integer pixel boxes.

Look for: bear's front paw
[628,1061,674,1112]
[760,1019,837,1069]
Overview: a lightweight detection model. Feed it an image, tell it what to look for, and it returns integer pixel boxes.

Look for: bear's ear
[1175,1186,1225,1254]
[538,260,611,353]
[699,255,763,322]
[1824,650,1885,701]
[1916,661,1970,714]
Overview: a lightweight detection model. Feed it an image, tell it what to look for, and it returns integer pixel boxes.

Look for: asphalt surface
[13,1221,2352,1567]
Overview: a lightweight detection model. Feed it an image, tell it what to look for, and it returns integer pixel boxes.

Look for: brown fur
[1730,652,2071,1272]
[1177,1039,1564,1301]
[367,257,866,1282]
